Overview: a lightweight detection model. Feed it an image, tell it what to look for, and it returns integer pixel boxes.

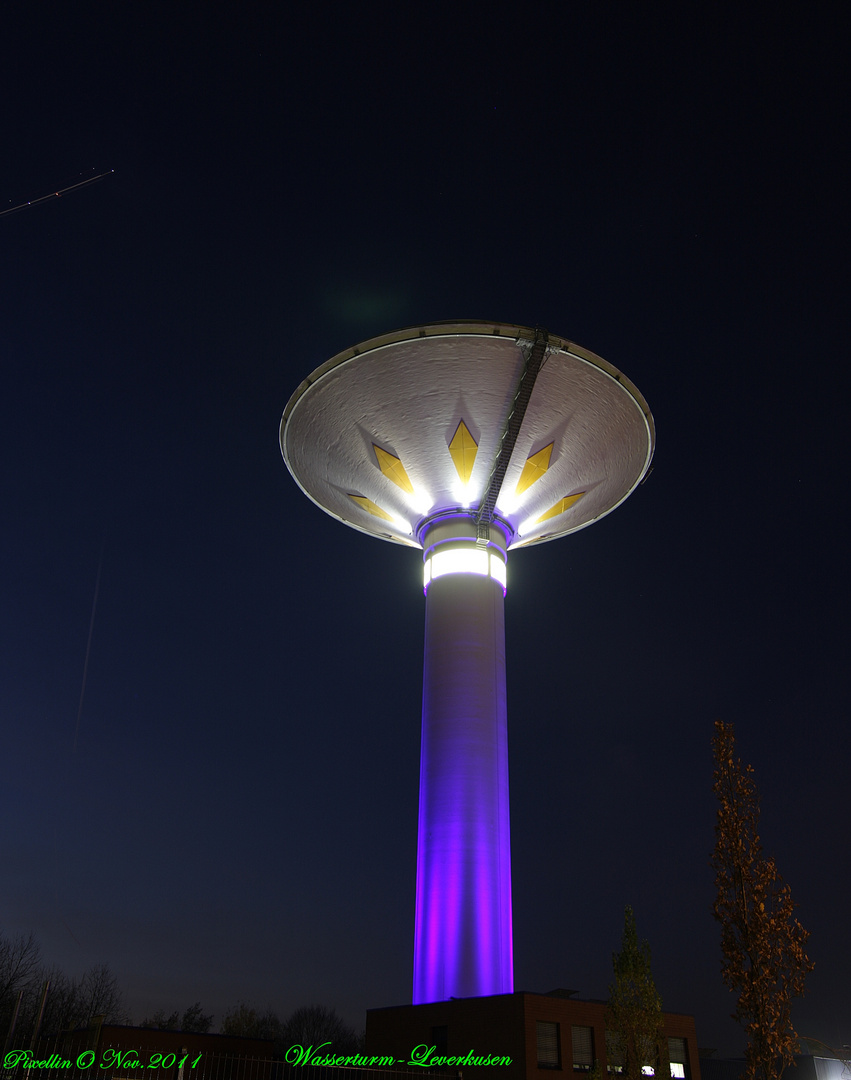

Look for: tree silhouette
[78,964,129,1025]
[1,933,127,1046]
[0,932,42,1050]
[711,720,813,1080]
[141,1002,212,1033]
[281,1005,360,1054]
[0,932,41,1010]
[220,1002,282,1042]
[36,963,128,1033]
[607,907,667,1080]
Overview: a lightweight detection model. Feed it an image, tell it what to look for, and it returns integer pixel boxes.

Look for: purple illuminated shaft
[413,534,513,1002]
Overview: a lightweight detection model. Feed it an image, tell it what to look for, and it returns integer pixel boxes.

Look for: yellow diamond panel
[348,494,394,521]
[515,442,554,495]
[373,445,415,494]
[536,492,585,523]
[448,420,478,484]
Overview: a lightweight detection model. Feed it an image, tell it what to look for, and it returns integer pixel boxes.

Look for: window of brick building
[668,1038,688,1079]
[537,1021,561,1069]
[572,1025,594,1070]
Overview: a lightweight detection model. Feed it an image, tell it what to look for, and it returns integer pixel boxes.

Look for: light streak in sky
[0,169,114,219]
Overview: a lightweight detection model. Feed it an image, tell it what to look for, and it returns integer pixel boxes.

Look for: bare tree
[281,1005,360,1054]
[179,1003,213,1034]
[1,932,43,1045]
[141,1007,180,1030]
[17,963,128,1037]
[221,1002,282,1041]
[31,967,84,1035]
[0,932,42,1005]
[711,721,813,1080]
[141,1002,212,1033]
[78,964,129,1025]
[2,934,127,1049]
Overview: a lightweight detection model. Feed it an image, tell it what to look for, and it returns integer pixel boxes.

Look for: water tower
[280,321,654,1005]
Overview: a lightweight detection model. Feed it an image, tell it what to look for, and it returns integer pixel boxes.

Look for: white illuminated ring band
[423,546,507,593]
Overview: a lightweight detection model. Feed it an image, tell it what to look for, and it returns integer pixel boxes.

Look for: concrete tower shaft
[415,516,512,1002]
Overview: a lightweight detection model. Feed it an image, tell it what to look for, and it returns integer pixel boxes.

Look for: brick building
[366,991,701,1080]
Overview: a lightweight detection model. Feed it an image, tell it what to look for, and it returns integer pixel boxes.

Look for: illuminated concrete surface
[415,516,512,1001]
[280,321,654,1003]
[281,322,654,551]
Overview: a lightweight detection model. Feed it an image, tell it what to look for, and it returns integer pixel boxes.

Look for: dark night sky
[2,2,848,1058]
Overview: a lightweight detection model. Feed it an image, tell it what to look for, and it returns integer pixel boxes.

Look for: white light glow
[516,514,539,537]
[391,513,413,534]
[406,489,433,516]
[423,546,507,594]
[489,553,507,588]
[451,481,475,508]
[431,547,489,580]
[496,491,522,516]
[670,1066,685,1079]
